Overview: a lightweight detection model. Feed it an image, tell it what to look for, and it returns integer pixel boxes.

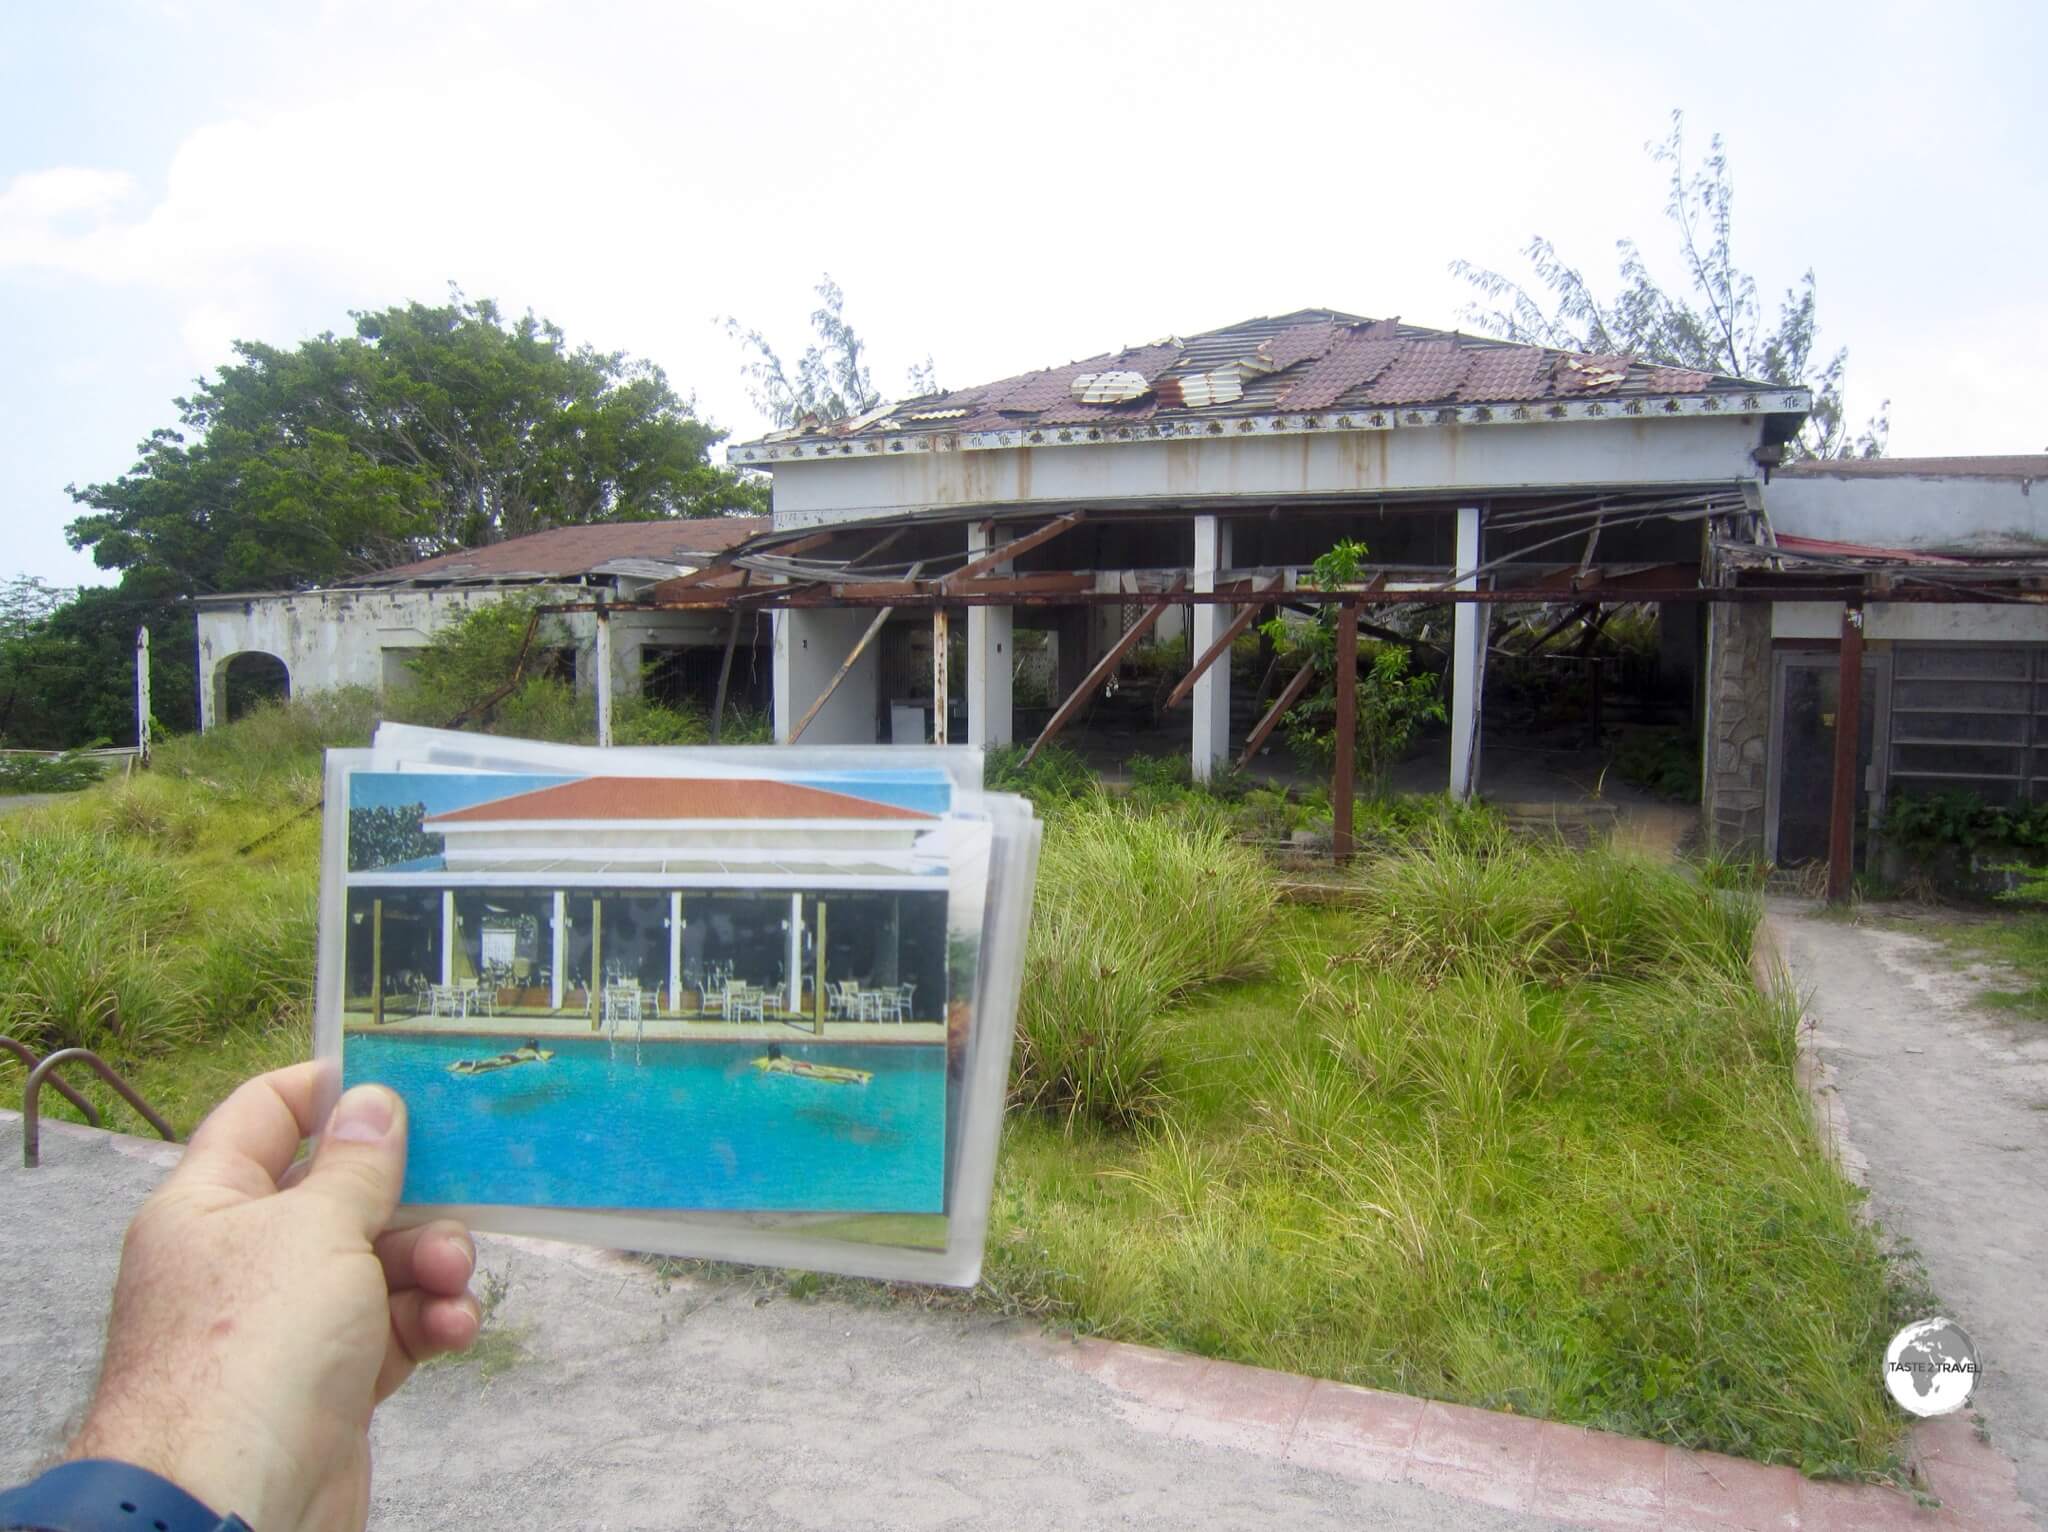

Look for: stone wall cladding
[1705,603,1772,855]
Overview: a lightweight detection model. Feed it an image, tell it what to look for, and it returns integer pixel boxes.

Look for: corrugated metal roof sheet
[737,308,1786,453]
[356,518,769,586]
[1778,456,2048,481]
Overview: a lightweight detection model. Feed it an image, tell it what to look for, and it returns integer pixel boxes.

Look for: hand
[67,1065,481,1532]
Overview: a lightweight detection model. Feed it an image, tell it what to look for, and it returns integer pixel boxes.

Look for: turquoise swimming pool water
[344,1033,946,1213]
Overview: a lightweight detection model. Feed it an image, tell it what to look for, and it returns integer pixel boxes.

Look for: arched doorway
[213,651,291,724]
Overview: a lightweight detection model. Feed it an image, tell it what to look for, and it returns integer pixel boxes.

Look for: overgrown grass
[1011,800,1277,1127]
[1,700,1913,1477]
[0,694,370,1131]
[992,838,1915,1479]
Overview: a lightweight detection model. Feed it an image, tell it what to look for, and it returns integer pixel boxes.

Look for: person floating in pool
[447,1040,553,1076]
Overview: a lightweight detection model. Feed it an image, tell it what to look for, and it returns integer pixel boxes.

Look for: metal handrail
[0,1035,102,1127]
[22,1048,177,1168]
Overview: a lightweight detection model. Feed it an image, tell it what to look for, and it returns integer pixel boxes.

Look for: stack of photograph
[314,724,1041,1286]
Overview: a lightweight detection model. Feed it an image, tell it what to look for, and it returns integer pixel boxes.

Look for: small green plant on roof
[1258,540,1446,788]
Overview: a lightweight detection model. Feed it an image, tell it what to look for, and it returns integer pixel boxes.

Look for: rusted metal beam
[788,607,893,744]
[592,578,2048,615]
[944,512,1085,588]
[849,572,1095,600]
[1827,604,1865,902]
[1332,600,1358,864]
[708,573,751,743]
[1023,578,1185,764]
[1238,660,1318,769]
[1162,577,1279,710]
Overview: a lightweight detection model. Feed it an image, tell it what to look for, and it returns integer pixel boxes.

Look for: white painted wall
[774,607,884,743]
[1772,601,2048,642]
[194,584,732,730]
[1765,473,2048,554]
[765,416,1766,527]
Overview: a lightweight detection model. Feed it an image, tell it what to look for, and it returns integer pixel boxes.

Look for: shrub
[1012,802,1277,1128]
[1257,542,1446,786]
[0,751,107,794]
[985,742,1099,811]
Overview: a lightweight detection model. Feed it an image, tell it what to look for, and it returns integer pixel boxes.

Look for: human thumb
[301,1084,407,1239]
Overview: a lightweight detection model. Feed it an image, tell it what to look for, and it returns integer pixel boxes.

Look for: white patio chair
[889,982,916,1023]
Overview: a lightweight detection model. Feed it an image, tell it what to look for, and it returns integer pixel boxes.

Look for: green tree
[348,802,441,871]
[1260,541,1446,788]
[723,276,939,428]
[1452,113,1887,461]
[0,583,189,748]
[68,290,767,595]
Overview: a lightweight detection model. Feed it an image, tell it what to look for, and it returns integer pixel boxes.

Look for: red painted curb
[1045,1335,2035,1530]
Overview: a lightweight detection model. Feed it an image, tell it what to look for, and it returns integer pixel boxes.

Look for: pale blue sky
[5,0,2043,589]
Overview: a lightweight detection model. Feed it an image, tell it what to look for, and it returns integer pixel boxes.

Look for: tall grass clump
[0,830,201,1056]
[1012,801,1277,1127]
[1357,832,1755,982]
[986,827,1912,1478]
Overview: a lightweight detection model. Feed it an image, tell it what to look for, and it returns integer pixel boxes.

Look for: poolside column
[786,892,803,1014]
[813,900,827,1037]
[550,891,566,1012]
[668,892,683,1014]
[439,891,454,987]
[590,898,603,1030]
[371,897,384,1027]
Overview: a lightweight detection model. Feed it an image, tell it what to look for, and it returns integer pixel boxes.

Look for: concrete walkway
[1771,902,2048,1529]
[1,1102,2028,1529]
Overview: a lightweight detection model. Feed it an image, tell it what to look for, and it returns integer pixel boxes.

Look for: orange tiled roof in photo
[423,777,935,826]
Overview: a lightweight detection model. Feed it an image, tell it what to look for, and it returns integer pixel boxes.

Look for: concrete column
[787,892,803,1014]
[440,890,455,987]
[967,523,1014,748]
[551,891,566,1011]
[594,603,613,747]
[669,891,683,1013]
[774,607,883,744]
[1191,516,1233,782]
[1449,505,1484,800]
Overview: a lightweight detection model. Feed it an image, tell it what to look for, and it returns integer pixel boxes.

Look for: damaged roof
[1778,456,2048,484]
[732,309,1810,465]
[349,517,769,587]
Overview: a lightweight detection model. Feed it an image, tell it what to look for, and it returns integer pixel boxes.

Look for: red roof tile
[1279,332,1404,409]
[362,518,769,585]
[424,777,935,825]
[737,309,1799,454]
[1362,340,1473,406]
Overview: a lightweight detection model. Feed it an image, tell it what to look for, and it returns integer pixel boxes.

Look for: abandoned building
[589,308,2036,889]
[192,517,769,729]
[194,307,2048,891]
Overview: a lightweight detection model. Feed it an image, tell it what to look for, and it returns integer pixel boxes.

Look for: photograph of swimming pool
[345,1032,948,1211]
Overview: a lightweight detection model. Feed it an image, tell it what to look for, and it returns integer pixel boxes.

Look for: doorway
[1768,651,1888,866]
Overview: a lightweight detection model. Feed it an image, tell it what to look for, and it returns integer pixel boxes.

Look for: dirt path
[1770,900,2048,1525]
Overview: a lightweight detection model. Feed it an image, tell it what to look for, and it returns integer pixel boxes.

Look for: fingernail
[329,1085,396,1143]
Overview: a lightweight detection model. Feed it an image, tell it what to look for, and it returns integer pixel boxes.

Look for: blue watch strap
[0,1459,250,1532]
